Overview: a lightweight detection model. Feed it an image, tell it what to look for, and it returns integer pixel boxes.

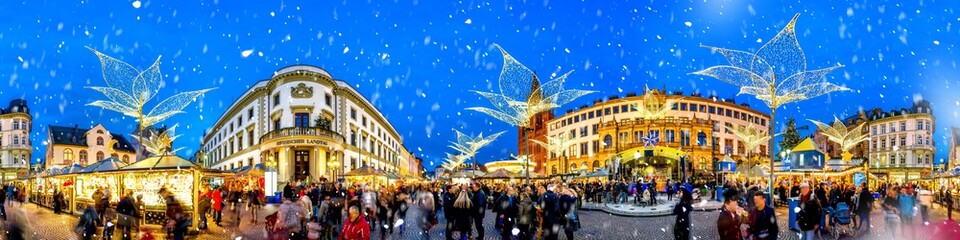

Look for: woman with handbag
[116,190,139,240]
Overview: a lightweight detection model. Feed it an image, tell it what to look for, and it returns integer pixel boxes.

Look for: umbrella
[82,157,129,173]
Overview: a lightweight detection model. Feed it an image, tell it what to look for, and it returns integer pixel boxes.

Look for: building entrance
[294,150,310,181]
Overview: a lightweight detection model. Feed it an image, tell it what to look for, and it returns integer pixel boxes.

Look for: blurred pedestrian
[716,198,742,240]
[747,192,777,240]
[76,205,99,240]
[117,189,139,240]
[5,206,31,240]
[797,183,820,240]
[339,205,371,240]
[674,188,692,240]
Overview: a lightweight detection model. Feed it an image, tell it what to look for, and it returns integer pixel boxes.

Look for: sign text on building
[276,139,328,146]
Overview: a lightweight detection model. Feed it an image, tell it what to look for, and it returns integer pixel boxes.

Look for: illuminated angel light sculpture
[135,124,185,156]
[530,133,577,175]
[85,47,215,161]
[691,14,850,199]
[810,117,869,161]
[441,153,468,171]
[727,124,771,165]
[448,130,504,170]
[468,44,595,182]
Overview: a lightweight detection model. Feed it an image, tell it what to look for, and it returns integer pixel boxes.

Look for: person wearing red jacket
[212,186,224,227]
[339,205,370,240]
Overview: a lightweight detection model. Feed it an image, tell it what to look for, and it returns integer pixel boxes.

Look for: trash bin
[716,187,724,202]
[788,197,800,231]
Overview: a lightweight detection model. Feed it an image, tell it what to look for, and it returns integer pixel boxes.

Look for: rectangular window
[569,130,576,139]
[726,109,732,117]
[680,103,687,111]
[708,106,715,114]
[238,135,244,149]
[295,113,310,127]
[689,104,697,112]
[900,136,906,146]
[248,130,254,146]
[273,94,280,106]
[273,119,280,131]
[580,113,586,121]
[580,127,588,137]
[901,121,906,131]
[238,116,243,126]
[592,140,599,154]
[699,105,706,113]
[665,130,675,143]
[325,94,332,106]
[595,110,602,117]
[574,116,580,123]
[717,107,724,115]
[621,105,628,113]
[671,103,678,110]
[588,112,595,119]
[350,108,357,120]
[872,126,877,135]
[580,143,588,156]
[917,120,923,130]
[592,124,599,135]
[917,135,923,145]
[604,108,611,115]
[613,107,620,114]
[362,116,367,127]
[734,111,740,119]
[248,108,254,120]
[761,119,766,126]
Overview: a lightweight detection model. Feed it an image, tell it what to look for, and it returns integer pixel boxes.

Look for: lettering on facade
[276,139,328,146]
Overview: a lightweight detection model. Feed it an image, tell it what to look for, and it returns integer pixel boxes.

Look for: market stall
[74,158,127,213]
[344,166,388,187]
[479,169,518,183]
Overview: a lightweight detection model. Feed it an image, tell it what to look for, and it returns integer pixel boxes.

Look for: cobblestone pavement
[5,200,958,240]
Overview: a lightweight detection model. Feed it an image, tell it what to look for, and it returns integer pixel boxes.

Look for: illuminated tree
[691,14,850,200]
[810,117,869,161]
[85,47,214,161]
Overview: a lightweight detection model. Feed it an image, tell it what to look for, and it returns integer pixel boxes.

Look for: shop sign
[276,139,328,146]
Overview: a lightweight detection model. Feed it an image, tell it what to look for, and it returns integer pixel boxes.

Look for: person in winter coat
[855,183,874,231]
[747,192,778,240]
[442,186,458,240]
[392,191,408,234]
[116,190,139,240]
[470,183,487,240]
[77,205,99,240]
[496,186,520,240]
[5,206,30,240]
[197,187,212,230]
[417,188,436,240]
[212,186,224,226]
[559,187,580,240]
[517,188,536,240]
[898,186,916,238]
[248,186,263,224]
[539,184,561,240]
[716,198,742,240]
[797,184,820,240]
[339,205,371,240]
[278,197,307,239]
[674,188,693,240]
[92,188,105,226]
[452,188,474,240]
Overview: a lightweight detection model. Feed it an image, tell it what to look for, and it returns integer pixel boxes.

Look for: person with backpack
[278,196,307,239]
[76,206,99,240]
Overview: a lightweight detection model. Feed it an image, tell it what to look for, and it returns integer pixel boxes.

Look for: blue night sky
[1,0,957,170]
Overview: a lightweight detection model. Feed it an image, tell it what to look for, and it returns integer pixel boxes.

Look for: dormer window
[97,137,104,146]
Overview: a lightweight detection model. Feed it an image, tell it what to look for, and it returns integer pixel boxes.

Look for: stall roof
[82,157,128,173]
[481,169,517,179]
[118,154,202,171]
[61,163,85,175]
[344,166,385,176]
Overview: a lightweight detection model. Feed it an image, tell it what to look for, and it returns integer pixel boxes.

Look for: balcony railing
[0,163,27,169]
[4,144,30,150]
[260,127,345,143]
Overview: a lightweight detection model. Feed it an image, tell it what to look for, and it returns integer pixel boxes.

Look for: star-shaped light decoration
[810,117,869,161]
[642,132,660,147]
[467,44,595,128]
[135,124,185,156]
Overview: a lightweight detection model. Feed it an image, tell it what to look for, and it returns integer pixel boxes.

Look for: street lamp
[327,155,340,181]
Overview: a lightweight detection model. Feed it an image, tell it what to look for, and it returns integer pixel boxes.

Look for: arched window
[111,153,119,159]
[603,135,613,149]
[569,163,577,172]
[96,151,104,161]
[97,137,104,146]
[697,132,707,146]
[580,162,587,171]
[63,149,74,163]
[551,166,557,175]
[79,150,88,165]
[123,155,130,163]
[592,160,600,170]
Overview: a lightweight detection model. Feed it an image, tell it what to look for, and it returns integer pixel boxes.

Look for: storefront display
[122,171,194,208]
[76,175,120,203]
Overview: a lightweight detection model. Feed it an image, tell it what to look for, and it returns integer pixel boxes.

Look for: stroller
[828,202,854,239]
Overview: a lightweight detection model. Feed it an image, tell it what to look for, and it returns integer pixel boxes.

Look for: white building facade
[0,99,31,181]
[201,65,412,183]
